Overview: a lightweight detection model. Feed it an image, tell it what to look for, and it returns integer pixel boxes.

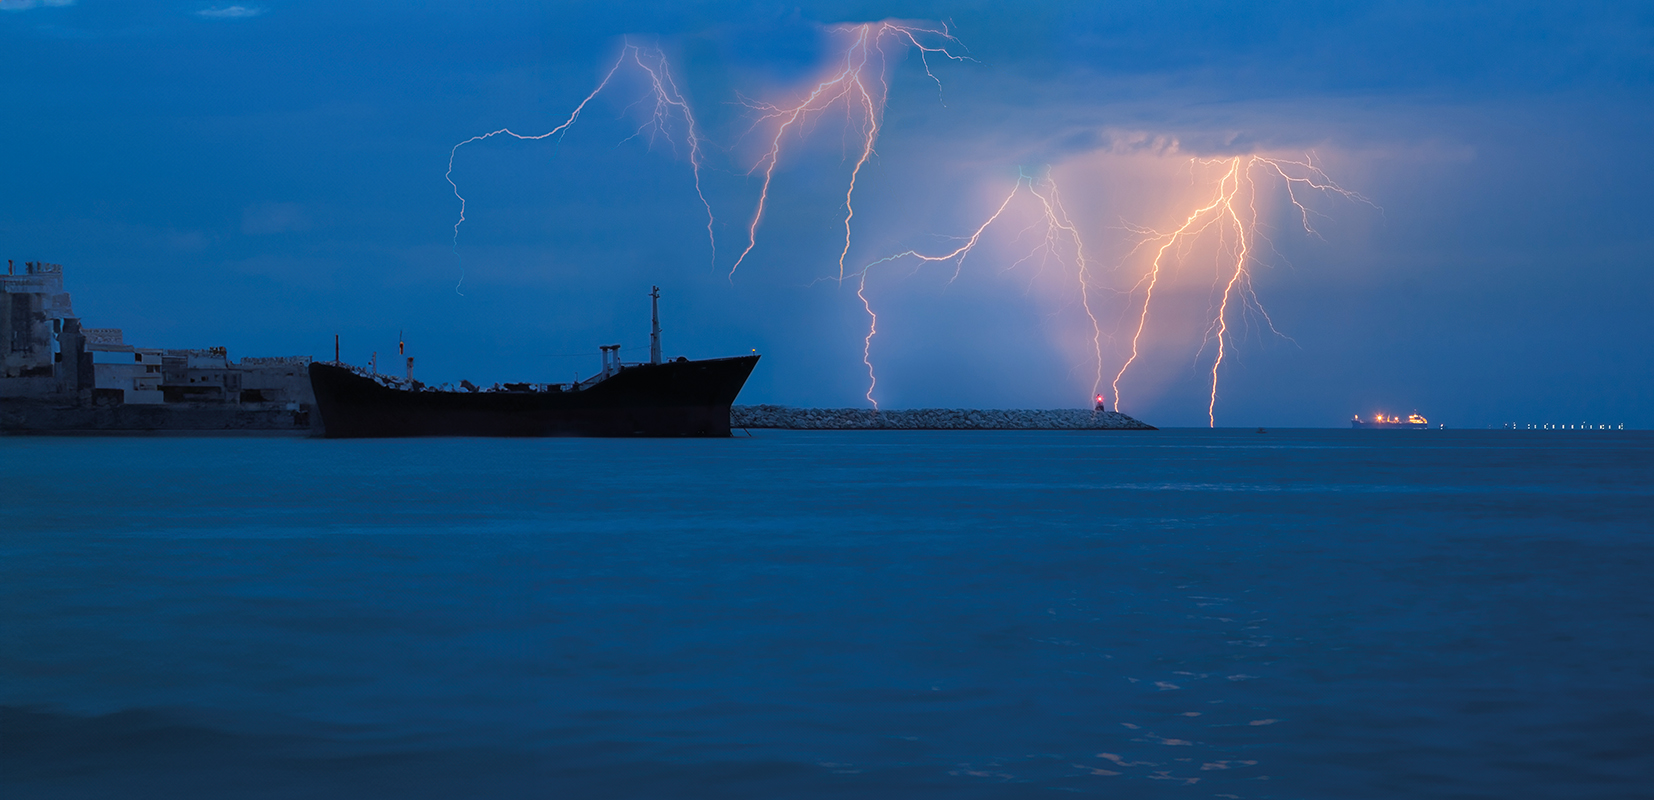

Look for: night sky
[4,1,1650,427]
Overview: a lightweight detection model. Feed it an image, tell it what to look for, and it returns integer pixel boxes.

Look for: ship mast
[649,285,662,366]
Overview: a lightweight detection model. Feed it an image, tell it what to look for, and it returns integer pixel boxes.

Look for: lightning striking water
[729,21,969,280]
[1109,155,1374,426]
[848,170,1108,409]
[445,42,713,294]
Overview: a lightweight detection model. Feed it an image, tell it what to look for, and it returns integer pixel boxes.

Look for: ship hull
[1351,421,1431,429]
[308,356,759,438]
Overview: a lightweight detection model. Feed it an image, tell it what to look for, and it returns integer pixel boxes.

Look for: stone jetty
[730,405,1156,430]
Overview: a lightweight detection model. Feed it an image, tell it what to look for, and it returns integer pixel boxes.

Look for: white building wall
[91,346,166,404]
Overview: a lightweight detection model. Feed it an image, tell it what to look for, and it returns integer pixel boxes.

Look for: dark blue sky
[4,1,1651,427]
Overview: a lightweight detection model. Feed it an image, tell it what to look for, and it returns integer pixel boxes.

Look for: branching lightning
[848,169,1109,409]
[1022,175,1109,406]
[850,179,1019,408]
[729,21,970,280]
[439,33,1372,425]
[445,42,713,294]
[848,156,1369,418]
[1109,155,1375,426]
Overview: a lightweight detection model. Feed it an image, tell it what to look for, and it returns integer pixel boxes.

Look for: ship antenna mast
[649,285,662,366]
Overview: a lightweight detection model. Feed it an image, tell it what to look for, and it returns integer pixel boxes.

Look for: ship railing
[326,361,579,393]
[324,361,419,391]
[326,360,587,393]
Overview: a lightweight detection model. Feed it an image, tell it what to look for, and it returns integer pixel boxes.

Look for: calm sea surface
[2,429,1651,798]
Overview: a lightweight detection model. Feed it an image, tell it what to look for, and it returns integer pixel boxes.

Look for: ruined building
[1,260,317,432]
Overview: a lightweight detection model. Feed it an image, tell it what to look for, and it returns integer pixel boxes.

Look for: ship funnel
[649,286,662,366]
[599,344,622,378]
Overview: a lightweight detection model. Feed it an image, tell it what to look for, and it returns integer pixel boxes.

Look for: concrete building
[1,261,75,396]
[1,260,318,432]
[86,328,165,405]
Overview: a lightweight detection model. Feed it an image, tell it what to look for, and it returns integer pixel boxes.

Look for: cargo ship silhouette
[309,287,759,438]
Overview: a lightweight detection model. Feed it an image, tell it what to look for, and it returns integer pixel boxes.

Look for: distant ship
[1351,412,1434,430]
[308,287,759,438]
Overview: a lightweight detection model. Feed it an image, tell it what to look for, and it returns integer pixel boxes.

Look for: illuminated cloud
[197,5,264,19]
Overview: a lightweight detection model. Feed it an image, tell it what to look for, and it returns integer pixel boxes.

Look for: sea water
[2,429,1650,798]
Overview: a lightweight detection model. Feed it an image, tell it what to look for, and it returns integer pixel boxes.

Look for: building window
[10,294,29,352]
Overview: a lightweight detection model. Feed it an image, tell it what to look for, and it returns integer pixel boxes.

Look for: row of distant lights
[1503,423,1625,430]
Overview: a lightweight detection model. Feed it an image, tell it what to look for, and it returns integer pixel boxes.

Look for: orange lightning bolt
[1110,155,1375,425]
[729,21,969,281]
[1021,172,1109,408]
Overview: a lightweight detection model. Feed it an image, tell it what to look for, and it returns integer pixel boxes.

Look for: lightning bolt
[848,169,1110,409]
[1021,173,1108,406]
[851,181,1018,408]
[1110,155,1375,425]
[729,21,969,281]
[445,42,714,295]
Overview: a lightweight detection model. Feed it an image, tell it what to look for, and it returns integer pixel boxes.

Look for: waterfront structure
[1,260,316,432]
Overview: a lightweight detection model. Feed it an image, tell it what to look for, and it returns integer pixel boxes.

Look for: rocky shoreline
[731,405,1155,430]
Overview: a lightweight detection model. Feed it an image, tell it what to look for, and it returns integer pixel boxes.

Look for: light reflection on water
[1,429,1651,798]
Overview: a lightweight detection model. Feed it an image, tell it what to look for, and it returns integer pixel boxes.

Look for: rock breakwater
[731,405,1155,430]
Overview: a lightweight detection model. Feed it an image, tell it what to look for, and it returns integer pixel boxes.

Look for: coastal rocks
[730,405,1156,430]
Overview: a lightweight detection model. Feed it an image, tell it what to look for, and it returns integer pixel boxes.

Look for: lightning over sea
[1108,154,1377,426]
[436,20,1399,433]
[442,24,1381,423]
[847,168,1109,410]
[846,152,1375,422]
[11,6,1654,800]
